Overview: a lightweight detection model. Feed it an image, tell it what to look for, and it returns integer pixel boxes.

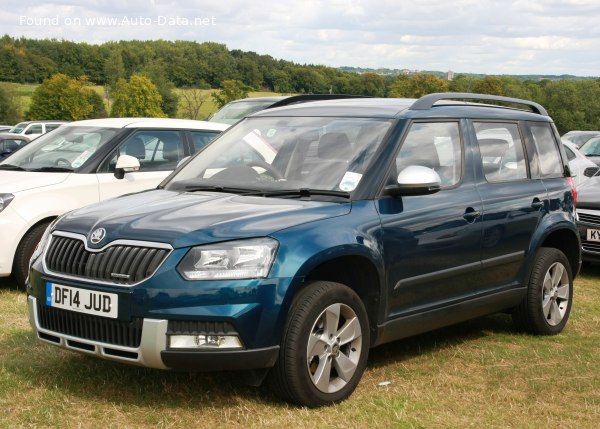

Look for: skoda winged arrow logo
[89,228,106,245]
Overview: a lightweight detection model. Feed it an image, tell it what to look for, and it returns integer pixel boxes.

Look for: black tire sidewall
[277,281,370,407]
[13,222,49,289]
[526,247,573,335]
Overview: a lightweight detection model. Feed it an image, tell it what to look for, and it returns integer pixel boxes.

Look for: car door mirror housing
[385,165,442,196]
[114,154,141,179]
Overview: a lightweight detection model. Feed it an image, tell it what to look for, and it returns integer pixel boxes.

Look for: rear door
[472,121,548,288]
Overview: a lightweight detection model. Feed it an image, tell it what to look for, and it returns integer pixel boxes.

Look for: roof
[62,117,229,131]
[252,93,551,121]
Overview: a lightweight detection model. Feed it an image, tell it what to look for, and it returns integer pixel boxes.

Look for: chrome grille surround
[43,231,173,287]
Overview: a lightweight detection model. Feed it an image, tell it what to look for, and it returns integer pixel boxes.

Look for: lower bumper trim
[161,346,280,371]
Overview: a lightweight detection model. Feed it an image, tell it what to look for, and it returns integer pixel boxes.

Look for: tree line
[0,35,599,134]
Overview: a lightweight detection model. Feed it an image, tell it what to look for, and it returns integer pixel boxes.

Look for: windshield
[166,116,391,194]
[9,122,27,134]
[0,126,120,171]
[211,100,281,125]
[580,137,600,156]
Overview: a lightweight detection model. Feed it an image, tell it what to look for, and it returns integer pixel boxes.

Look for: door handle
[531,198,544,210]
[463,207,481,222]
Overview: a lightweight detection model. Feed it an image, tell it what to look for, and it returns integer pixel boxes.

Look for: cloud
[1,0,599,76]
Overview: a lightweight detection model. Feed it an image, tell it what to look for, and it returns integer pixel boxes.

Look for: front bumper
[28,296,279,371]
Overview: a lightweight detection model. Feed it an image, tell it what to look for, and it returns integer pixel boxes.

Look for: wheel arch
[278,251,384,348]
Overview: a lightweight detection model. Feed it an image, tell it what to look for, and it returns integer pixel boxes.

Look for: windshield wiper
[184,185,264,195]
[261,188,351,199]
[184,185,350,200]
[28,166,74,172]
[0,164,26,171]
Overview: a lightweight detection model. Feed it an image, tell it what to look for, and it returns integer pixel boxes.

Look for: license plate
[587,228,600,242]
[46,282,118,318]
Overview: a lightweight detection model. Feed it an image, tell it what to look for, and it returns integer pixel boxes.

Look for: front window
[0,126,120,171]
[9,122,27,134]
[165,117,391,194]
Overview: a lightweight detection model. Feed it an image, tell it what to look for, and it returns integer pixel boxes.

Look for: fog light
[169,334,243,349]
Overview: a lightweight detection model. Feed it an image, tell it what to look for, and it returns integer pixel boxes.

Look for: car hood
[0,171,70,193]
[57,189,351,249]
[577,178,600,210]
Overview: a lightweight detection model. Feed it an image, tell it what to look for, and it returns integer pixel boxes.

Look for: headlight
[0,193,14,213]
[177,238,278,280]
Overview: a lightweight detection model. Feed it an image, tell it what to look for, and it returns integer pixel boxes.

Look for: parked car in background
[579,136,600,166]
[0,133,32,161]
[576,176,600,262]
[9,120,68,137]
[562,130,600,148]
[210,95,366,125]
[562,139,599,186]
[0,125,13,133]
[210,96,289,125]
[27,93,580,407]
[0,117,228,288]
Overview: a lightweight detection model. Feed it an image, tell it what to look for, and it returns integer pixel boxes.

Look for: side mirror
[385,165,442,196]
[114,154,140,179]
[177,156,190,168]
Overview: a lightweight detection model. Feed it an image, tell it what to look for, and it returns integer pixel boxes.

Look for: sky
[3,0,600,77]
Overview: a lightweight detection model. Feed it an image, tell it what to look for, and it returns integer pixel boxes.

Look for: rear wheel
[270,281,369,407]
[512,247,573,335]
[12,222,50,290]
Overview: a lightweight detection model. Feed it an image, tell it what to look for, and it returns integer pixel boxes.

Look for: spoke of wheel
[333,353,357,382]
[551,263,565,288]
[549,300,563,325]
[336,316,361,346]
[312,355,333,392]
[556,284,570,300]
[542,294,553,317]
[307,331,327,359]
[543,271,553,294]
[324,304,341,338]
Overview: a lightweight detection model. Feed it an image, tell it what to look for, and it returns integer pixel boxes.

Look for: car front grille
[577,211,600,226]
[37,301,142,348]
[44,234,170,285]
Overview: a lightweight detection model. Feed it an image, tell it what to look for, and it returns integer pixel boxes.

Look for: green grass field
[1,266,600,428]
[1,81,282,123]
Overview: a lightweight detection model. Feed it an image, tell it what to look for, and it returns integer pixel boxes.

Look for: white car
[0,117,228,287]
[9,121,68,137]
[562,139,598,186]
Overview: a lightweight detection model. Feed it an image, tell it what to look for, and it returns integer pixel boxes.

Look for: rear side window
[396,122,462,187]
[474,122,527,182]
[563,145,576,161]
[528,123,563,177]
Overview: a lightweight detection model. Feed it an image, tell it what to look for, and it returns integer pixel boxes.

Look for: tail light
[566,176,577,207]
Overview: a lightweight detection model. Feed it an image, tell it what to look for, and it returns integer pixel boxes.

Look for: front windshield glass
[166,116,391,193]
[9,122,27,133]
[0,126,120,171]
[580,137,600,156]
[211,100,280,125]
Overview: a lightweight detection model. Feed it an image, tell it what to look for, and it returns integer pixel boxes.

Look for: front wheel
[270,281,370,407]
[13,221,51,290]
[512,247,573,335]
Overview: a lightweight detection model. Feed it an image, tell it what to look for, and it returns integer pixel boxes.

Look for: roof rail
[267,94,371,109]
[409,92,548,116]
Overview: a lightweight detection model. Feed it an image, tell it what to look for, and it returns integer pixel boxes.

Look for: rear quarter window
[528,123,563,178]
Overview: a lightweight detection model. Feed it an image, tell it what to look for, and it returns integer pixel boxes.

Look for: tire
[12,222,50,290]
[512,247,573,335]
[270,281,370,407]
